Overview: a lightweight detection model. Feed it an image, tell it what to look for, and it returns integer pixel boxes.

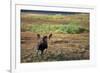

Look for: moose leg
[44,49,47,54]
[41,50,44,56]
[36,50,39,56]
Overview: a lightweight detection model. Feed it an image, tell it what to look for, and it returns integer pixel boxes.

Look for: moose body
[36,34,52,55]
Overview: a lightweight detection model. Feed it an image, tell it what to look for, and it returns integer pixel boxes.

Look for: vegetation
[29,24,88,34]
[21,13,89,34]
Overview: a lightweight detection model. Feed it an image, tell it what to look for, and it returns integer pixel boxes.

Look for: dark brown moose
[36,33,52,55]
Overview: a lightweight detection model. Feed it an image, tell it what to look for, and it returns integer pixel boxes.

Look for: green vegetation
[21,13,89,34]
[21,23,88,34]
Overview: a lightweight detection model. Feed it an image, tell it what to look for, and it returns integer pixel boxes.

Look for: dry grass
[21,32,89,63]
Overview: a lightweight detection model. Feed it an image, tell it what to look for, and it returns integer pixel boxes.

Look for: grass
[21,13,89,34]
[21,23,88,34]
[21,32,89,63]
[21,13,89,26]
[21,44,89,63]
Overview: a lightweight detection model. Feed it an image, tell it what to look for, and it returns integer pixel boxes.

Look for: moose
[36,33,52,55]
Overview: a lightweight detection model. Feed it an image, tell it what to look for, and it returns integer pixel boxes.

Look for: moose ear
[37,34,41,39]
[48,33,52,39]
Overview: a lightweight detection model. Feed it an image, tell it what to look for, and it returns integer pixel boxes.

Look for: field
[21,11,89,63]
